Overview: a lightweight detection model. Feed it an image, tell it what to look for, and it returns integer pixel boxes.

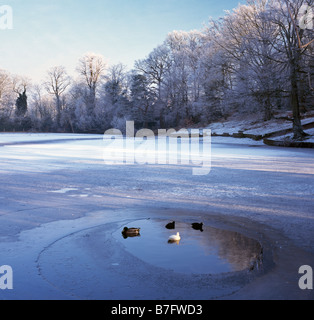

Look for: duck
[168,232,181,242]
[191,222,204,232]
[165,221,175,229]
[121,227,141,239]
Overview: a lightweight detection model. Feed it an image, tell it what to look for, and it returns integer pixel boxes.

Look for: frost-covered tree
[0,70,12,113]
[28,84,55,132]
[100,64,131,131]
[76,53,107,115]
[65,80,91,132]
[135,45,172,126]
[2,0,313,136]
[102,64,128,106]
[265,0,314,139]
[44,66,71,128]
[135,45,172,100]
[0,69,15,129]
[164,31,208,125]
[203,0,313,136]
[206,1,281,120]
[129,73,155,127]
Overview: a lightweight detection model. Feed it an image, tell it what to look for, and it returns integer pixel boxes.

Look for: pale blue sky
[0,0,243,83]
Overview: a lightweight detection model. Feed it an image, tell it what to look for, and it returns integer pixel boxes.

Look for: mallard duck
[191,222,204,232]
[165,221,175,229]
[122,227,141,239]
[168,232,181,242]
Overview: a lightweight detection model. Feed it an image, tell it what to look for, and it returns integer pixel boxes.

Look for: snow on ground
[0,133,313,299]
[304,128,314,142]
[207,114,314,137]
[208,118,281,135]
[271,128,314,143]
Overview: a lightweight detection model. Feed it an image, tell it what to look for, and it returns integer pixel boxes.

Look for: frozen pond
[0,133,314,300]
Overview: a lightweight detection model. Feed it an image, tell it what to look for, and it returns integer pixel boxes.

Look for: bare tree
[135,45,172,100]
[205,0,313,135]
[267,0,314,139]
[0,69,10,103]
[103,63,128,105]
[0,69,14,119]
[44,66,71,127]
[76,53,107,112]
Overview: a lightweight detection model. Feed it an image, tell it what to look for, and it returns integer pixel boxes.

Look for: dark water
[114,219,263,275]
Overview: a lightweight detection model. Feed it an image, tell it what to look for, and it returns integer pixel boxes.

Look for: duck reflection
[168,239,180,245]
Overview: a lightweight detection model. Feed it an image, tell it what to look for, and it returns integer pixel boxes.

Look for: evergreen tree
[15,90,27,117]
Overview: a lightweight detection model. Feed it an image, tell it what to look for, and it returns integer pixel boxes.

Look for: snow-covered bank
[206,113,314,146]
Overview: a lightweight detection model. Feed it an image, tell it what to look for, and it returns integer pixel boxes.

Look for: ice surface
[0,133,313,300]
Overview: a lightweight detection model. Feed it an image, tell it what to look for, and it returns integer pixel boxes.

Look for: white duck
[168,232,181,241]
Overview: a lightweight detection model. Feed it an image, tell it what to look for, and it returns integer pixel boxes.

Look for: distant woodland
[0,0,313,139]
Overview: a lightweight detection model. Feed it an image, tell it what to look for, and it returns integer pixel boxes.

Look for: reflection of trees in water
[198,226,262,271]
[122,220,263,272]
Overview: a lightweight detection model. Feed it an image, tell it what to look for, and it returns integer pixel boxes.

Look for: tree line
[0,0,313,139]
